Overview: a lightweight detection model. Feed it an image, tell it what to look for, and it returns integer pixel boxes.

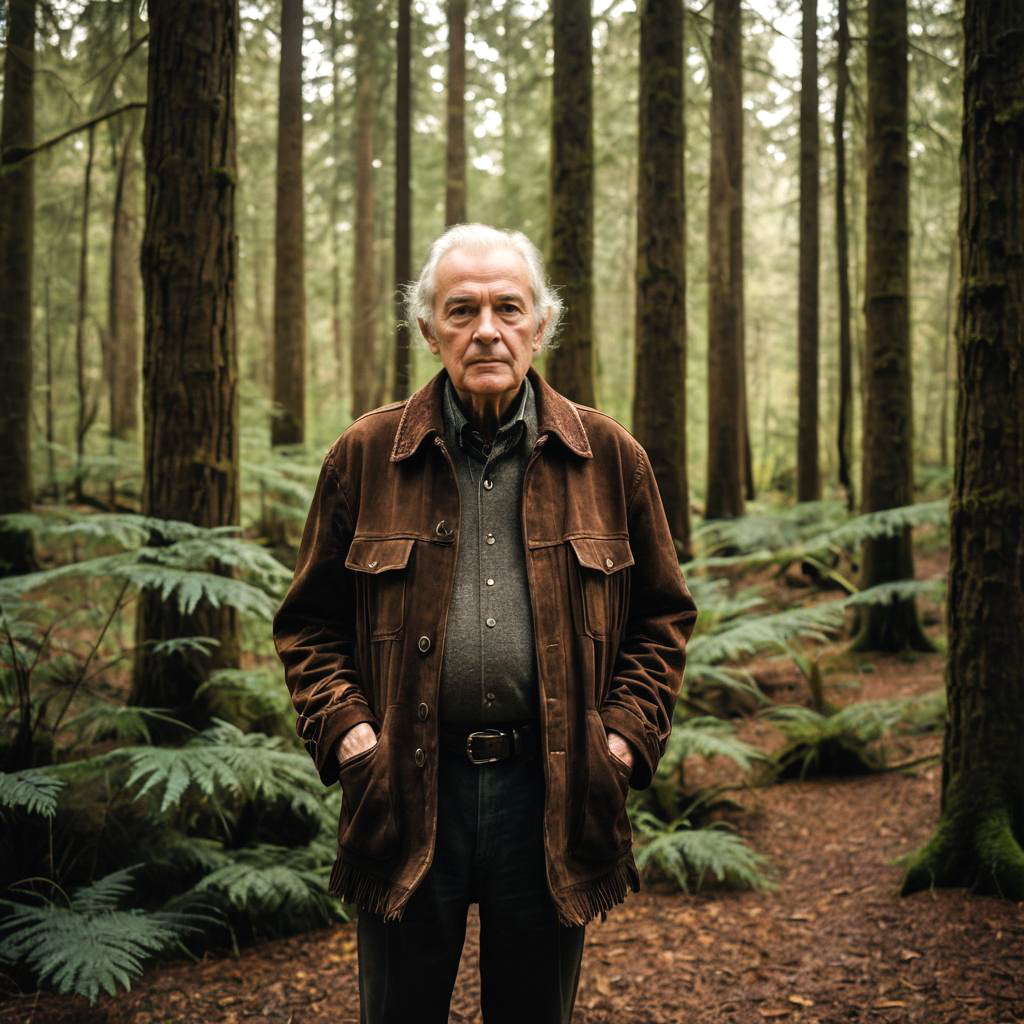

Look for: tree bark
[633,0,690,555]
[73,124,97,504]
[853,0,931,652]
[393,0,412,402]
[132,0,241,728]
[445,0,467,226]
[350,0,377,419]
[108,112,141,440]
[271,0,306,447]
[797,0,820,501]
[0,0,37,574]
[902,0,1024,899]
[835,0,854,509]
[705,0,745,520]
[545,0,595,407]
[330,0,344,392]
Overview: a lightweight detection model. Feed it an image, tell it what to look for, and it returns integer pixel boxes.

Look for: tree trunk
[445,0,467,226]
[132,0,241,729]
[392,0,412,402]
[633,0,690,556]
[330,0,344,393]
[74,124,97,504]
[108,113,141,440]
[853,0,931,652]
[939,242,956,468]
[705,0,745,520]
[271,0,305,447]
[0,0,37,575]
[797,0,820,501]
[835,0,854,509]
[902,0,1024,899]
[350,0,377,419]
[545,0,595,407]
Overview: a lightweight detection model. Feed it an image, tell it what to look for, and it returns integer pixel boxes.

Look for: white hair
[404,223,564,351]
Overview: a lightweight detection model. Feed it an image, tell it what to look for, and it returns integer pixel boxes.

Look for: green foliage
[632,809,775,893]
[763,690,946,780]
[0,768,66,818]
[85,720,324,820]
[0,866,205,1005]
[196,667,294,728]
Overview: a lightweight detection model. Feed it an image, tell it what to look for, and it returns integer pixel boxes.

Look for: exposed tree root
[901,781,1024,900]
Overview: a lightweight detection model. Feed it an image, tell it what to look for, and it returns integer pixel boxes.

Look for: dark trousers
[357,744,585,1023]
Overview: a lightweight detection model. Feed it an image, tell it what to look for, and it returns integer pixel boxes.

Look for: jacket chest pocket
[567,536,634,640]
[346,536,415,640]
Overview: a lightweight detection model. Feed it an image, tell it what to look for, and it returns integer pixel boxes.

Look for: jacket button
[417,635,431,653]
[435,520,451,536]
[483,479,493,491]
[414,748,425,767]
[418,702,429,721]
[368,560,379,569]
[605,557,614,568]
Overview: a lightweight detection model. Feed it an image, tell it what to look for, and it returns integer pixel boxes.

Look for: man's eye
[449,306,472,318]
[498,304,521,315]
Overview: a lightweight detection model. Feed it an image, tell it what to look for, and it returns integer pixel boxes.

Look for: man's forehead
[434,246,532,298]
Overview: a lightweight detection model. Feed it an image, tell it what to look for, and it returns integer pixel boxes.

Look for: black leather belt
[439,723,538,765]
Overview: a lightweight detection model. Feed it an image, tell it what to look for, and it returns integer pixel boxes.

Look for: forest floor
[3,549,1023,1024]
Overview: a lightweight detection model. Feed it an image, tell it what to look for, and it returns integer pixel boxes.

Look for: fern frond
[660,717,766,775]
[62,704,189,746]
[688,601,844,667]
[196,668,293,723]
[0,769,65,818]
[844,578,946,607]
[631,810,774,892]
[0,869,204,1005]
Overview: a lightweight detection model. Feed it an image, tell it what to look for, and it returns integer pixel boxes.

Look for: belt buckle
[466,728,505,765]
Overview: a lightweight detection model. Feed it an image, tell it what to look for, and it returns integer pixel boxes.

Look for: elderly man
[273,223,696,1023]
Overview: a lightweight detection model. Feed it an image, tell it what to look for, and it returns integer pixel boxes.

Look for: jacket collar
[390,366,592,461]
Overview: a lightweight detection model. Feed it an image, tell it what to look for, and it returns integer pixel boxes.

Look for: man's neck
[450,381,525,442]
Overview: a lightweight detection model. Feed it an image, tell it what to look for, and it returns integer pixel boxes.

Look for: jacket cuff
[304,701,379,788]
[599,706,655,790]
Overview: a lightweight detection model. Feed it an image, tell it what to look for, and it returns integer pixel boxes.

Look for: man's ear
[418,317,439,354]
[532,314,548,352]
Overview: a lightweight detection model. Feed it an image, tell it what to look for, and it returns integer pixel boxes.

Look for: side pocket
[569,709,633,865]
[337,738,401,864]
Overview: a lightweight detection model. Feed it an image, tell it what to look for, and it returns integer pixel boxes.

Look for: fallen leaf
[788,995,814,1007]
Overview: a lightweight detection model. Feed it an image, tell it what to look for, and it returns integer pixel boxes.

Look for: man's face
[421,246,545,405]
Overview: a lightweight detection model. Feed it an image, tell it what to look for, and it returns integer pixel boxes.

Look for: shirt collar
[443,375,534,464]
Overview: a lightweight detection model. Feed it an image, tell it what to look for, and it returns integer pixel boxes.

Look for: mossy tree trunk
[350,0,378,419]
[73,125,97,504]
[445,0,467,227]
[797,0,820,502]
[0,0,37,576]
[633,0,690,555]
[705,0,745,520]
[853,0,931,652]
[902,0,1024,901]
[393,0,412,401]
[271,0,306,448]
[132,0,241,730]
[834,0,854,510]
[545,0,595,407]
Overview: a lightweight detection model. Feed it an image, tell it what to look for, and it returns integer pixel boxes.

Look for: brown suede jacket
[272,367,697,926]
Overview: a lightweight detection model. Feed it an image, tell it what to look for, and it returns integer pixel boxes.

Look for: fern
[99,721,324,820]
[0,866,205,1005]
[844,578,946,607]
[0,768,66,818]
[631,809,774,892]
[661,716,766,776]
[196,667,294,725]
[62,704,189,746]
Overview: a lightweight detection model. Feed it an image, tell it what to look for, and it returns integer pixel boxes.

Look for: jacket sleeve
[599,443,698,790]
[272,447,378,787]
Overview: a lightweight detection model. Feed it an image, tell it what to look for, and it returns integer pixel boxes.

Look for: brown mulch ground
[3,565,1023,1023]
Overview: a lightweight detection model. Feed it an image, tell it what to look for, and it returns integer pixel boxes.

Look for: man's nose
[474,307,500,342]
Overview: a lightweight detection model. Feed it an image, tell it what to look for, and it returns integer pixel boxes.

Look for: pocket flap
[345,536,414,573]
[568,536,634,574]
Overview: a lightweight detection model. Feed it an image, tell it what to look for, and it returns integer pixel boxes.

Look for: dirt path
[3,648,1022,1024]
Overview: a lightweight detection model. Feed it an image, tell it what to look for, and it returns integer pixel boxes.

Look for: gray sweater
[439,375,539,729]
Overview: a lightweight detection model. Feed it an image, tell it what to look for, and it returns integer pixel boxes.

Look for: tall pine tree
[902,0,1024,899]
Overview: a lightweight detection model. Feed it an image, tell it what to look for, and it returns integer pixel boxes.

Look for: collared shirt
[439,375,539,729]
